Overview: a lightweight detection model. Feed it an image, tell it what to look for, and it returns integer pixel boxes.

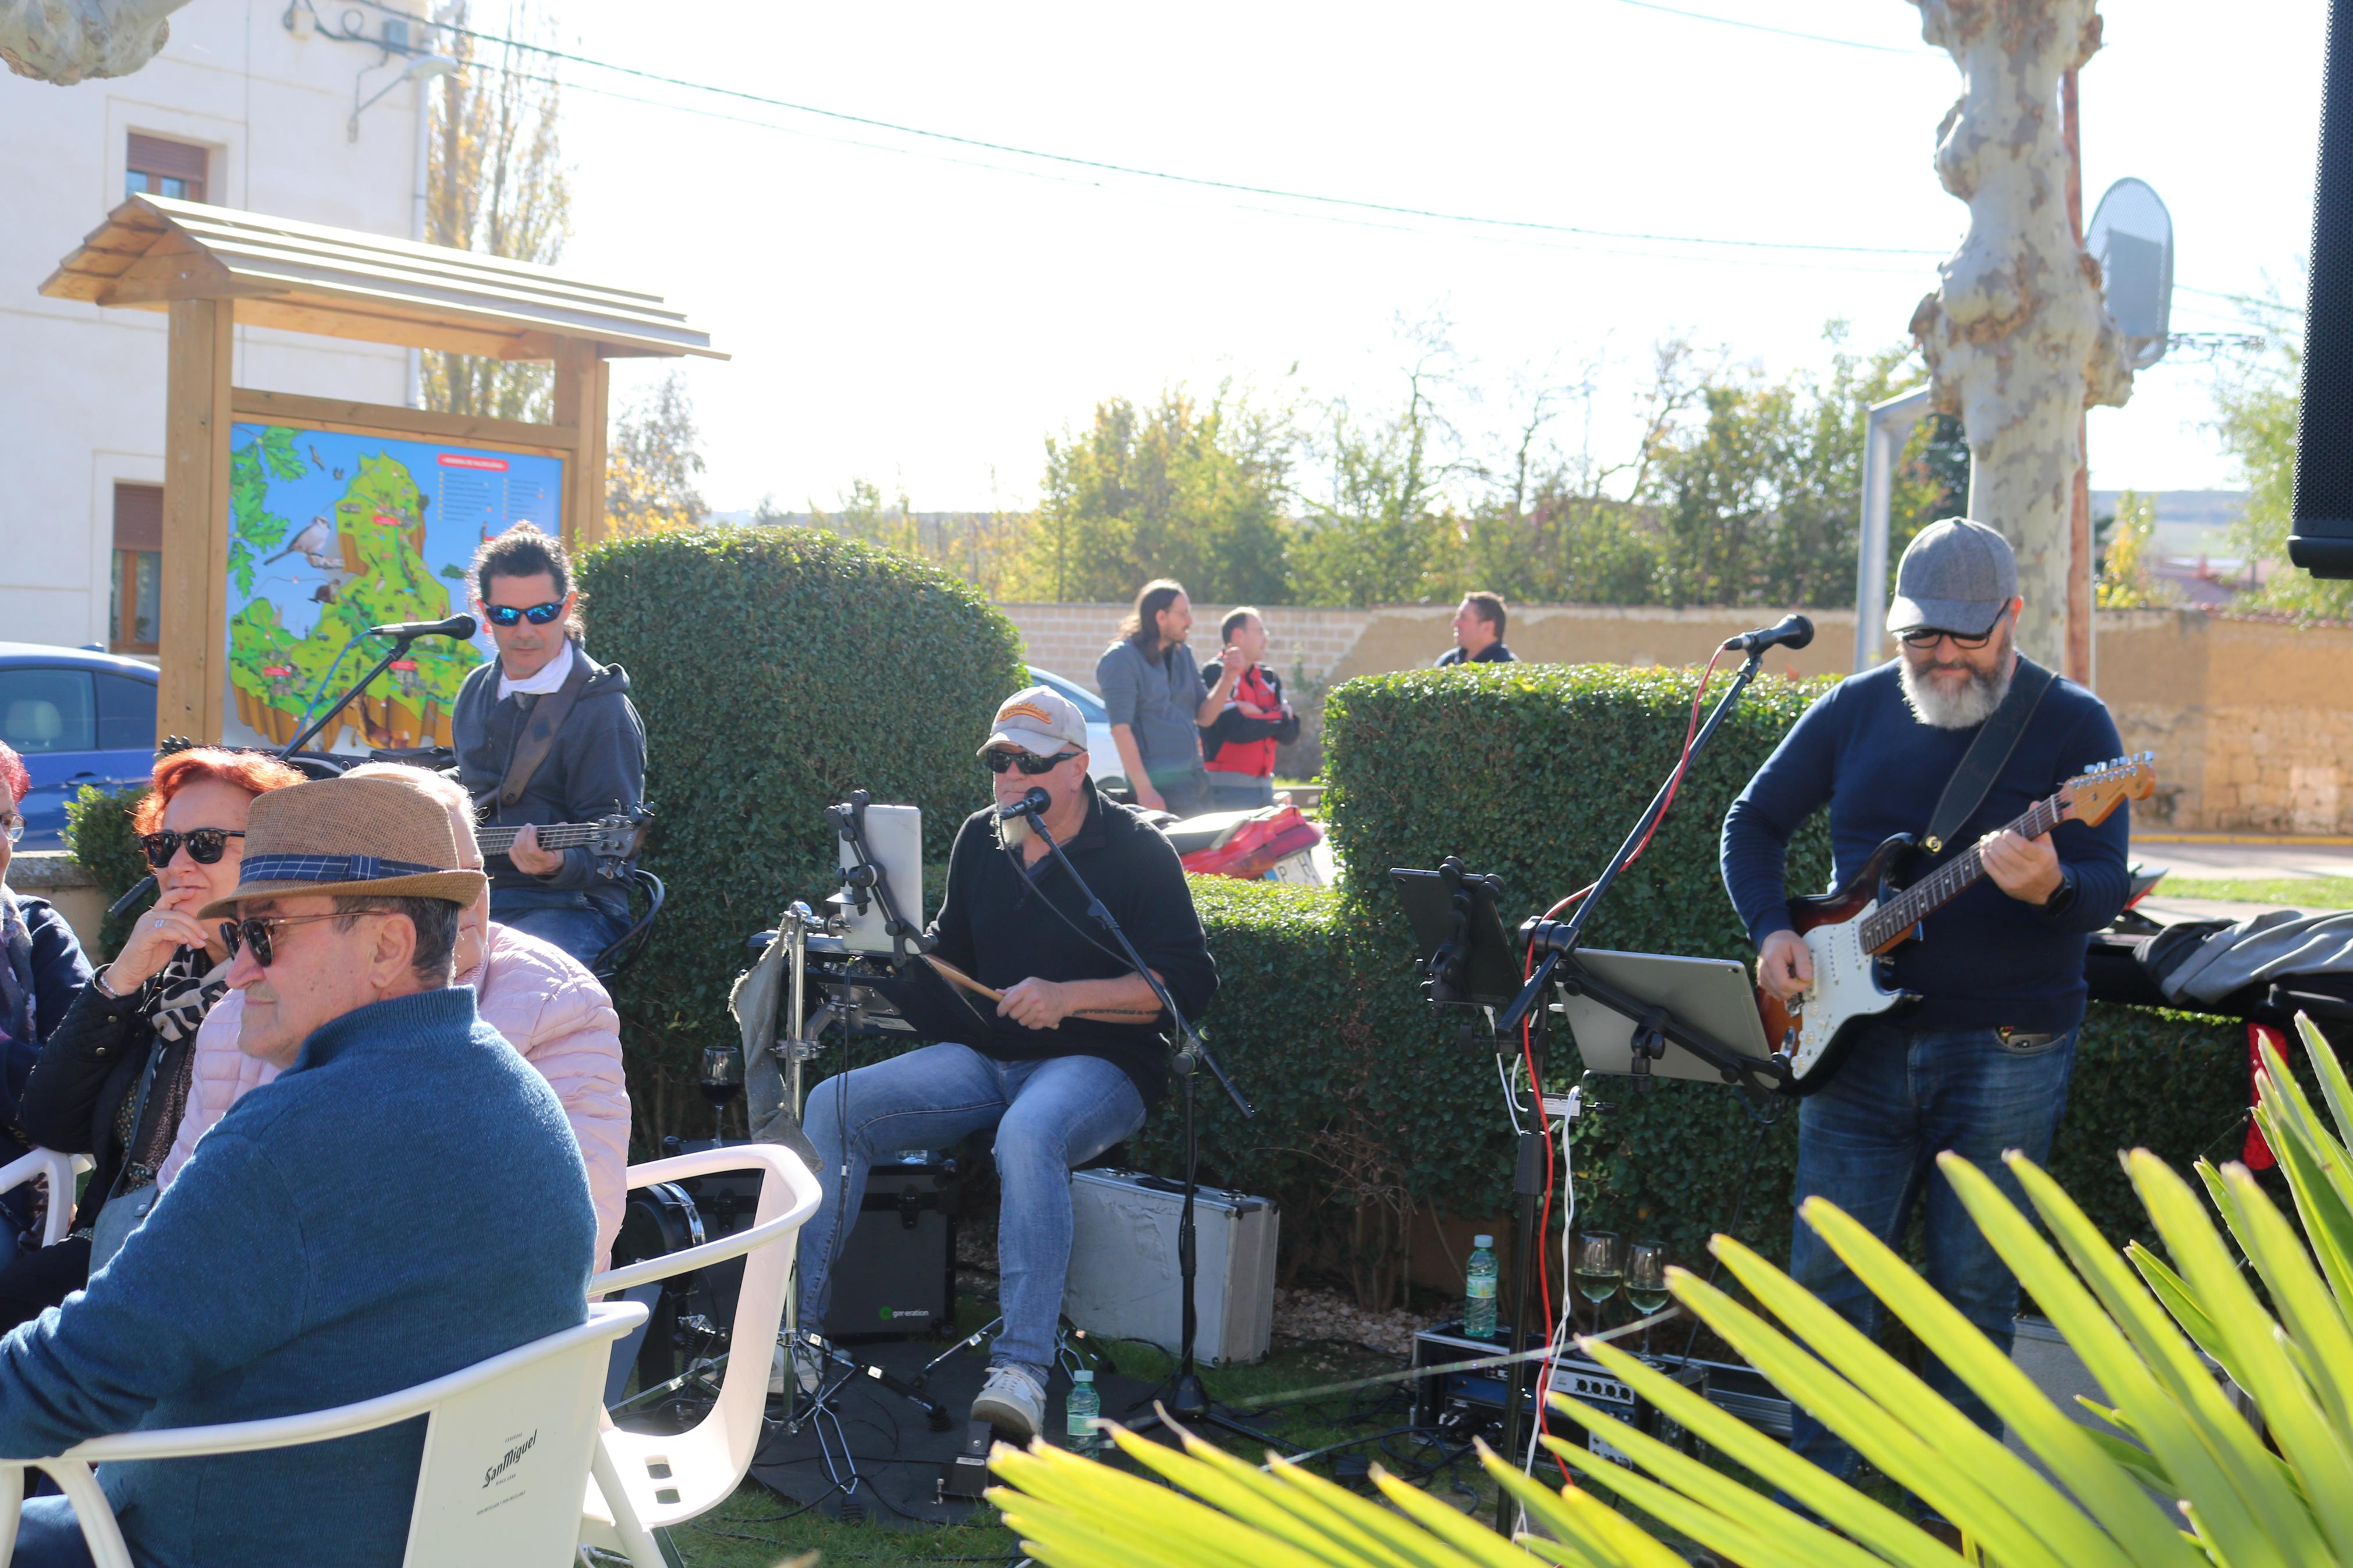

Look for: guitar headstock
[2057,752,2157,828]
[588,805,654,865]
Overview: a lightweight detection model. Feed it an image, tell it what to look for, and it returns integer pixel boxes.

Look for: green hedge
[577,528,1027,1136]
[62,783,152,957]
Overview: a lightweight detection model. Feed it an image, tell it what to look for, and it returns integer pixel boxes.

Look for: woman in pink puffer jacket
[158,766,631,1270]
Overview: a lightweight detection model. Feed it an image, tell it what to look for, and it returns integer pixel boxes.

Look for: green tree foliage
[1016,386,1291,604]
[2217,295,2343,616]
[1289,333,1457,606]
[2096,489,2175,609]
[793,480,1033,600]
[421,0,568,422]
[605,371,707,536]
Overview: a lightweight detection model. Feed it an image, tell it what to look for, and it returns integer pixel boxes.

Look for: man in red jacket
[1199,607,1300,811]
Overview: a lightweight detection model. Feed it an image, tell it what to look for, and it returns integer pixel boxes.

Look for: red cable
[1517,650,1727,1484]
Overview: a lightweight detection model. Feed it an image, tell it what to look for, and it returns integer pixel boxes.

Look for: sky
[520,0,2326,517]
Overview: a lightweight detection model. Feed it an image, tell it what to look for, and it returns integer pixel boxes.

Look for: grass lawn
[647,1300,1490,1567]
[2155,875,2353,908]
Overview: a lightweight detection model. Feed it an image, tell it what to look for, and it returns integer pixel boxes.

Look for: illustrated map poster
[224,422,565,752]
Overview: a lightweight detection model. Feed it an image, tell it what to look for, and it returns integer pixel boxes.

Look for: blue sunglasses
[484,601,565,628]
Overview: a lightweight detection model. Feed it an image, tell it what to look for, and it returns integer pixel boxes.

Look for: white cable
[1496,1053,1526,1136]
[1521,1087,1581,1507]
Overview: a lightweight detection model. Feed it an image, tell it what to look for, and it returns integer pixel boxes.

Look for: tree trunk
[1907,0,2132,668]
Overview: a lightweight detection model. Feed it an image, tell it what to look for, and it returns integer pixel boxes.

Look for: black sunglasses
[140,828,245,868]
[1898,606,2010,652]
[483,601,565,628]
[219,911,362,968]
[984,749,1080,776]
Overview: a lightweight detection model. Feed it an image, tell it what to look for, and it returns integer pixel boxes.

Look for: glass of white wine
[1625,1240,1669,1356]
[1573,1230,1623,1333]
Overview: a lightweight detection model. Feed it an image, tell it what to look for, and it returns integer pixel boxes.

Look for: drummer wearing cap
[0,774,597,1568]
[793,684,1216,1445]
[1719,517,2130,1521]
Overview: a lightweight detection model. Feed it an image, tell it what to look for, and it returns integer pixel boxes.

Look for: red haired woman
[6,746,301,1325]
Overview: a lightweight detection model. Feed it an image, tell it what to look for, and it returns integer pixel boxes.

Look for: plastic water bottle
[1065,1369,1102,1455]
[1464,1235,1499,1340]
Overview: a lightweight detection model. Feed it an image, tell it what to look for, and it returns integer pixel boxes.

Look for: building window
[111,483,162,655]
[125,133,207,202]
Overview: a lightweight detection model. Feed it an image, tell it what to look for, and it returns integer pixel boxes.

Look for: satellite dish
[2086,177,2174,370]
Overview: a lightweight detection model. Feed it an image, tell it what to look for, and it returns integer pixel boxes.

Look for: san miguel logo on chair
[1759,753,2157,1095]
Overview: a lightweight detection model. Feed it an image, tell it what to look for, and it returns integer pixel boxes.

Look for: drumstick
[919,954,1162,1021]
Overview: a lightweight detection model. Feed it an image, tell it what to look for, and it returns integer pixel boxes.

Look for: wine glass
[697,1044,744,1141]
[1573,1230,1623,1334]
[1625,1241,1669,1355]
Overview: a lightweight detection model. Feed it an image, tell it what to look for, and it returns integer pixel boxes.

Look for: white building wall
[0,1,430,650]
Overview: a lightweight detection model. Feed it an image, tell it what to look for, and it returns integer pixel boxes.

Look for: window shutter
[113,482,164,553]
[126,133,208,184]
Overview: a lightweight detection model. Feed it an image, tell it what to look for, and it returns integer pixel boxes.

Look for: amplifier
[1408,1321,1789,1467]
[1062,1168,1277,1366]
[827,1157,959,1341]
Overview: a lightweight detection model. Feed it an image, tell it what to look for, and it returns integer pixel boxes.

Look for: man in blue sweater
[0,774,596,1567]
[1720,519,2129,1498]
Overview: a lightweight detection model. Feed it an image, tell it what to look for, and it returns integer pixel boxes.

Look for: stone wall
[1001,600,2353,834]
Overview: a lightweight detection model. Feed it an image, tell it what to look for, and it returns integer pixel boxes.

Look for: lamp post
[1853,387,1932,673]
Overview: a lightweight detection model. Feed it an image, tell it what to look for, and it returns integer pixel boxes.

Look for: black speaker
[2291,0,2353,576]
[827,1158,959,1341]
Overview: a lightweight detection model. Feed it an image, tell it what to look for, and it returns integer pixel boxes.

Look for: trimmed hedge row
[577,529,1027,1130]
[62,783,153,956]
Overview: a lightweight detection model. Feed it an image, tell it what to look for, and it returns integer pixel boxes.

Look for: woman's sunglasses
[984,749,1079,776]
[140,828,245,867]
[483,601,565,628]
[219,912,356,968]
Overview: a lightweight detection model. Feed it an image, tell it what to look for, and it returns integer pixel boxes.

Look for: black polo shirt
[1435,642,1516,666]
[927,780,1216,1106]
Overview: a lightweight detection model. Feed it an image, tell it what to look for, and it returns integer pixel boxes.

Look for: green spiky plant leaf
[985,1016,2353,1568]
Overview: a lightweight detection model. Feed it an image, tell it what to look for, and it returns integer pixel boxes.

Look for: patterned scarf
[111,947,224,1194]
[146,945,229,1044]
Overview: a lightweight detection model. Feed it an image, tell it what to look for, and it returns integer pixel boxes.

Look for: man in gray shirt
[1095,579,1237,817]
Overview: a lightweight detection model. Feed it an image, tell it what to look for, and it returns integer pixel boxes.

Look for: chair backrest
[0,1149,98,1247]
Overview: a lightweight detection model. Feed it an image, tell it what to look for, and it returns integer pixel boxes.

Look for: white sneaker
[971,1363,1048,1442]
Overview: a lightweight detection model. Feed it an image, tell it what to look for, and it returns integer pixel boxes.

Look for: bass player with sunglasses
[450,524,648,969]
[1717,518,2132,1533]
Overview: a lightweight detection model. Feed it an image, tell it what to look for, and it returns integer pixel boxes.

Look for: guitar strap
[1920,657,2056,855]
[494,648,594,810]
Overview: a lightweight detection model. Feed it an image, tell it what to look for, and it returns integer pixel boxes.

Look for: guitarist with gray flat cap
[1719,517,2131,1518]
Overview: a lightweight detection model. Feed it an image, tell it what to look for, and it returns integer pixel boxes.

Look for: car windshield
[1028,667,1106,724]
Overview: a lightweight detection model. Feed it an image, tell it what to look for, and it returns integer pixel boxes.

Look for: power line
[1607,0,1939,56]
[407,6,1950,259]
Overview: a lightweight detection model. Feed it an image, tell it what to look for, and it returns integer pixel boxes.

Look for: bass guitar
[475,807,652,874]
[1759,753,2155,1095]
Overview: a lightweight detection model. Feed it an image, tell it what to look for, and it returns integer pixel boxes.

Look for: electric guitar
[475,807,653,874]
[1759,754,2156,1095]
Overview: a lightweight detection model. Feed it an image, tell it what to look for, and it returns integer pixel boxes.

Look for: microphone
[1723,613,1814,655]
[365,613,478,641]
[997,786,1051,821]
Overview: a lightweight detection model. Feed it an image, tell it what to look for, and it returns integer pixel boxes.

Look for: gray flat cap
[1886,517,2017,637]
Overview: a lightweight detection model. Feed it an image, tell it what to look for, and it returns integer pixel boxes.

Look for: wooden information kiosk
[41,193,722,748]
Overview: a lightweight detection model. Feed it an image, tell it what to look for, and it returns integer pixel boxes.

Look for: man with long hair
[1094,579,1236,816]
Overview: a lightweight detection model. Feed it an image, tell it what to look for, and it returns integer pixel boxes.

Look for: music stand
[1549,948,1778,1083]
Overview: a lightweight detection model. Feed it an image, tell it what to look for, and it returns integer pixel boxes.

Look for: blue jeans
[1205,772,1275,810]
[797,1044,1147,1377]
[491,893,627,972]
[1786,1021,2078,1487]
[13,1496,94,1567]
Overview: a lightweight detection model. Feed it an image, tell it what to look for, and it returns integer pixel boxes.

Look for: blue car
[0,644,159,850]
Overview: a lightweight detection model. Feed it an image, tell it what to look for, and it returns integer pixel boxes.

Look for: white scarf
[496,637,576,702]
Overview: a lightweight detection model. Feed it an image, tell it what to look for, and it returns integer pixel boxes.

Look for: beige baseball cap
[978,685,1089,757]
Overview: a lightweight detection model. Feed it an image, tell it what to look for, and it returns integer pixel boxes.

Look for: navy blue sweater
[0,986,595,1568]
[1720,659,2131,1034]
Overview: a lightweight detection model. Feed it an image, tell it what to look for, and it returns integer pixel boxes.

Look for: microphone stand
[278,629,430,762]
[1017,801,1273,1448]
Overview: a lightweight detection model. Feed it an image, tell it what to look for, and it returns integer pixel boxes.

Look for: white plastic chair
[0,1149,97,1249]
[0,1299,648,1568]
[579,1143,821,1568]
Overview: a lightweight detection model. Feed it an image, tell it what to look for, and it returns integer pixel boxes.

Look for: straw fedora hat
[198,774,487,918]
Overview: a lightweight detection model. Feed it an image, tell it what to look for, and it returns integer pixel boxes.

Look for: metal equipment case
[1062,1168,1278,1365]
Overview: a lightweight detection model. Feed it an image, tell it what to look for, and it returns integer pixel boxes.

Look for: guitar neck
[477,822,606,855]
[1858,792,2066,951]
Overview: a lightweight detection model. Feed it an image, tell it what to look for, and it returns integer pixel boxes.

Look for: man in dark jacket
[452,524,647,969]
[1435,591,1517,666]
[793,685,1216,1444]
